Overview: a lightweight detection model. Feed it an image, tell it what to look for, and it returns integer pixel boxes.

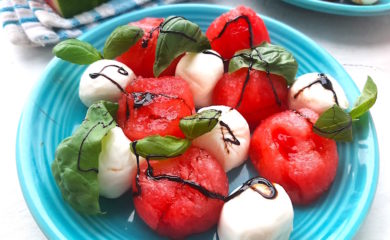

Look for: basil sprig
[179,109,222,140]
[53,25,143,64]
[349,76,377,119]
[131,135,191,160]
[153,16,211,77]
[313,76,377,141]
[313,105,353,141]
[53,39,102,64]
[103,25,144,59]
[228,42,298,86]
[51,101,118,214]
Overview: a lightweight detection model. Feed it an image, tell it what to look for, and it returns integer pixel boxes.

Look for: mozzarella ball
[218,183,293,240]
[288,72,349,114]
[351,0,378,5]
[98,127,142,199]
[192,105,250,172]
[79,59,135,107]
[175,50,224,107]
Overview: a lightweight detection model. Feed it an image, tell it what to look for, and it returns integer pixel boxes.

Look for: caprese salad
[51,5,377,239]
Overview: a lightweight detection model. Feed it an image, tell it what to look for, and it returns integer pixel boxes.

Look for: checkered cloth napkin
[0,0,179,46]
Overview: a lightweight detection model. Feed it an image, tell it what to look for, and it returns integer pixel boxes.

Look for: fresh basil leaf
[52,39,102,65]
[349,76,377,119]
[313,105,353,142]
[180,109,222,140]
[51,101,118,214]
[228,42,298,85]
[153,16,211,77]
[103,25,144,59]
[132,135,191,159]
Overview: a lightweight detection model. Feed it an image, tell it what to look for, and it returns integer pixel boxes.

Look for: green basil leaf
[313,105,353,142]
[179,109,222,140]
[52,39,102,64]
[349,76,377,119]
[228,42,298,85]
[51,101,118,214]
[132,135,191,160]
[103,25,144,59]
[153,16,211,77]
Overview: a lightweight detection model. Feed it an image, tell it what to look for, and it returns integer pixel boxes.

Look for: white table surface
[1,0,389,239]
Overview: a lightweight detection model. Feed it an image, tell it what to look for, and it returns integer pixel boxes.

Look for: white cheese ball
[192,105,250,172]
[351,0,378,5]
[218,183,294,240]
[79,59,136,107]
[98,127,141,199]
[288,72,349,114]
[175,50,224,107]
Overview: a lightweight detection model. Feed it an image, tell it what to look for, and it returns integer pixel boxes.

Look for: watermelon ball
[249,108,338,205]
[213,68,288,130]
[116,18,179,77]
[206,5,270,60]
[133,147,229,239]
[117,76,195,141]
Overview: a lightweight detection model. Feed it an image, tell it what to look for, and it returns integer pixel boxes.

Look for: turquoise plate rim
[16,3,379,240]
[282,0,390,16]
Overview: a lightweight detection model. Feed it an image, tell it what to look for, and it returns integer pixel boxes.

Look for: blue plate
[283,0,390,16]
[16,3,379,240]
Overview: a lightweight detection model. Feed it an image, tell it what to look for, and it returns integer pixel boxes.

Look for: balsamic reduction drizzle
[293,73,339,105]
[77,118,115,173]
[213,15,253,48]
[291,109,352,135]
[220,120,240,146]
[212,15,281,108]
[225,177,277,202]
[141,16,197,48]
[89,64,129,94]
[236,61,253,108]
[142,24,161,48]
[131,141,277,202]
[131,141,226,200]
[129,91,193,113]
[159,16,197,42]
[180,110,222,127]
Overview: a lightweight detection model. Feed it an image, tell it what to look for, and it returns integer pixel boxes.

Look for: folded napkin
[0,0,180,46]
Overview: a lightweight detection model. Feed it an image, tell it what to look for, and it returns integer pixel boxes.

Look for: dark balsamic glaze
[89,64,129,94]
[160,16,197,42]
[128,91,193,113]
[213,15,253,47]
[181,109,222,127]
[141,16,197,48]
[131,92,157,108]
[77,117,115,173]
[219,120,240,146]
[291,109,352,135]
[225,177,277,202]
[131,141,226,200]
[293,73,339,105]
[142,24,162,48]
[212,15,281,108]
[131,141,277,202]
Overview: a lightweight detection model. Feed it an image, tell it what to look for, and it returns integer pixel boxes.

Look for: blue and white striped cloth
[0,0,179,46]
